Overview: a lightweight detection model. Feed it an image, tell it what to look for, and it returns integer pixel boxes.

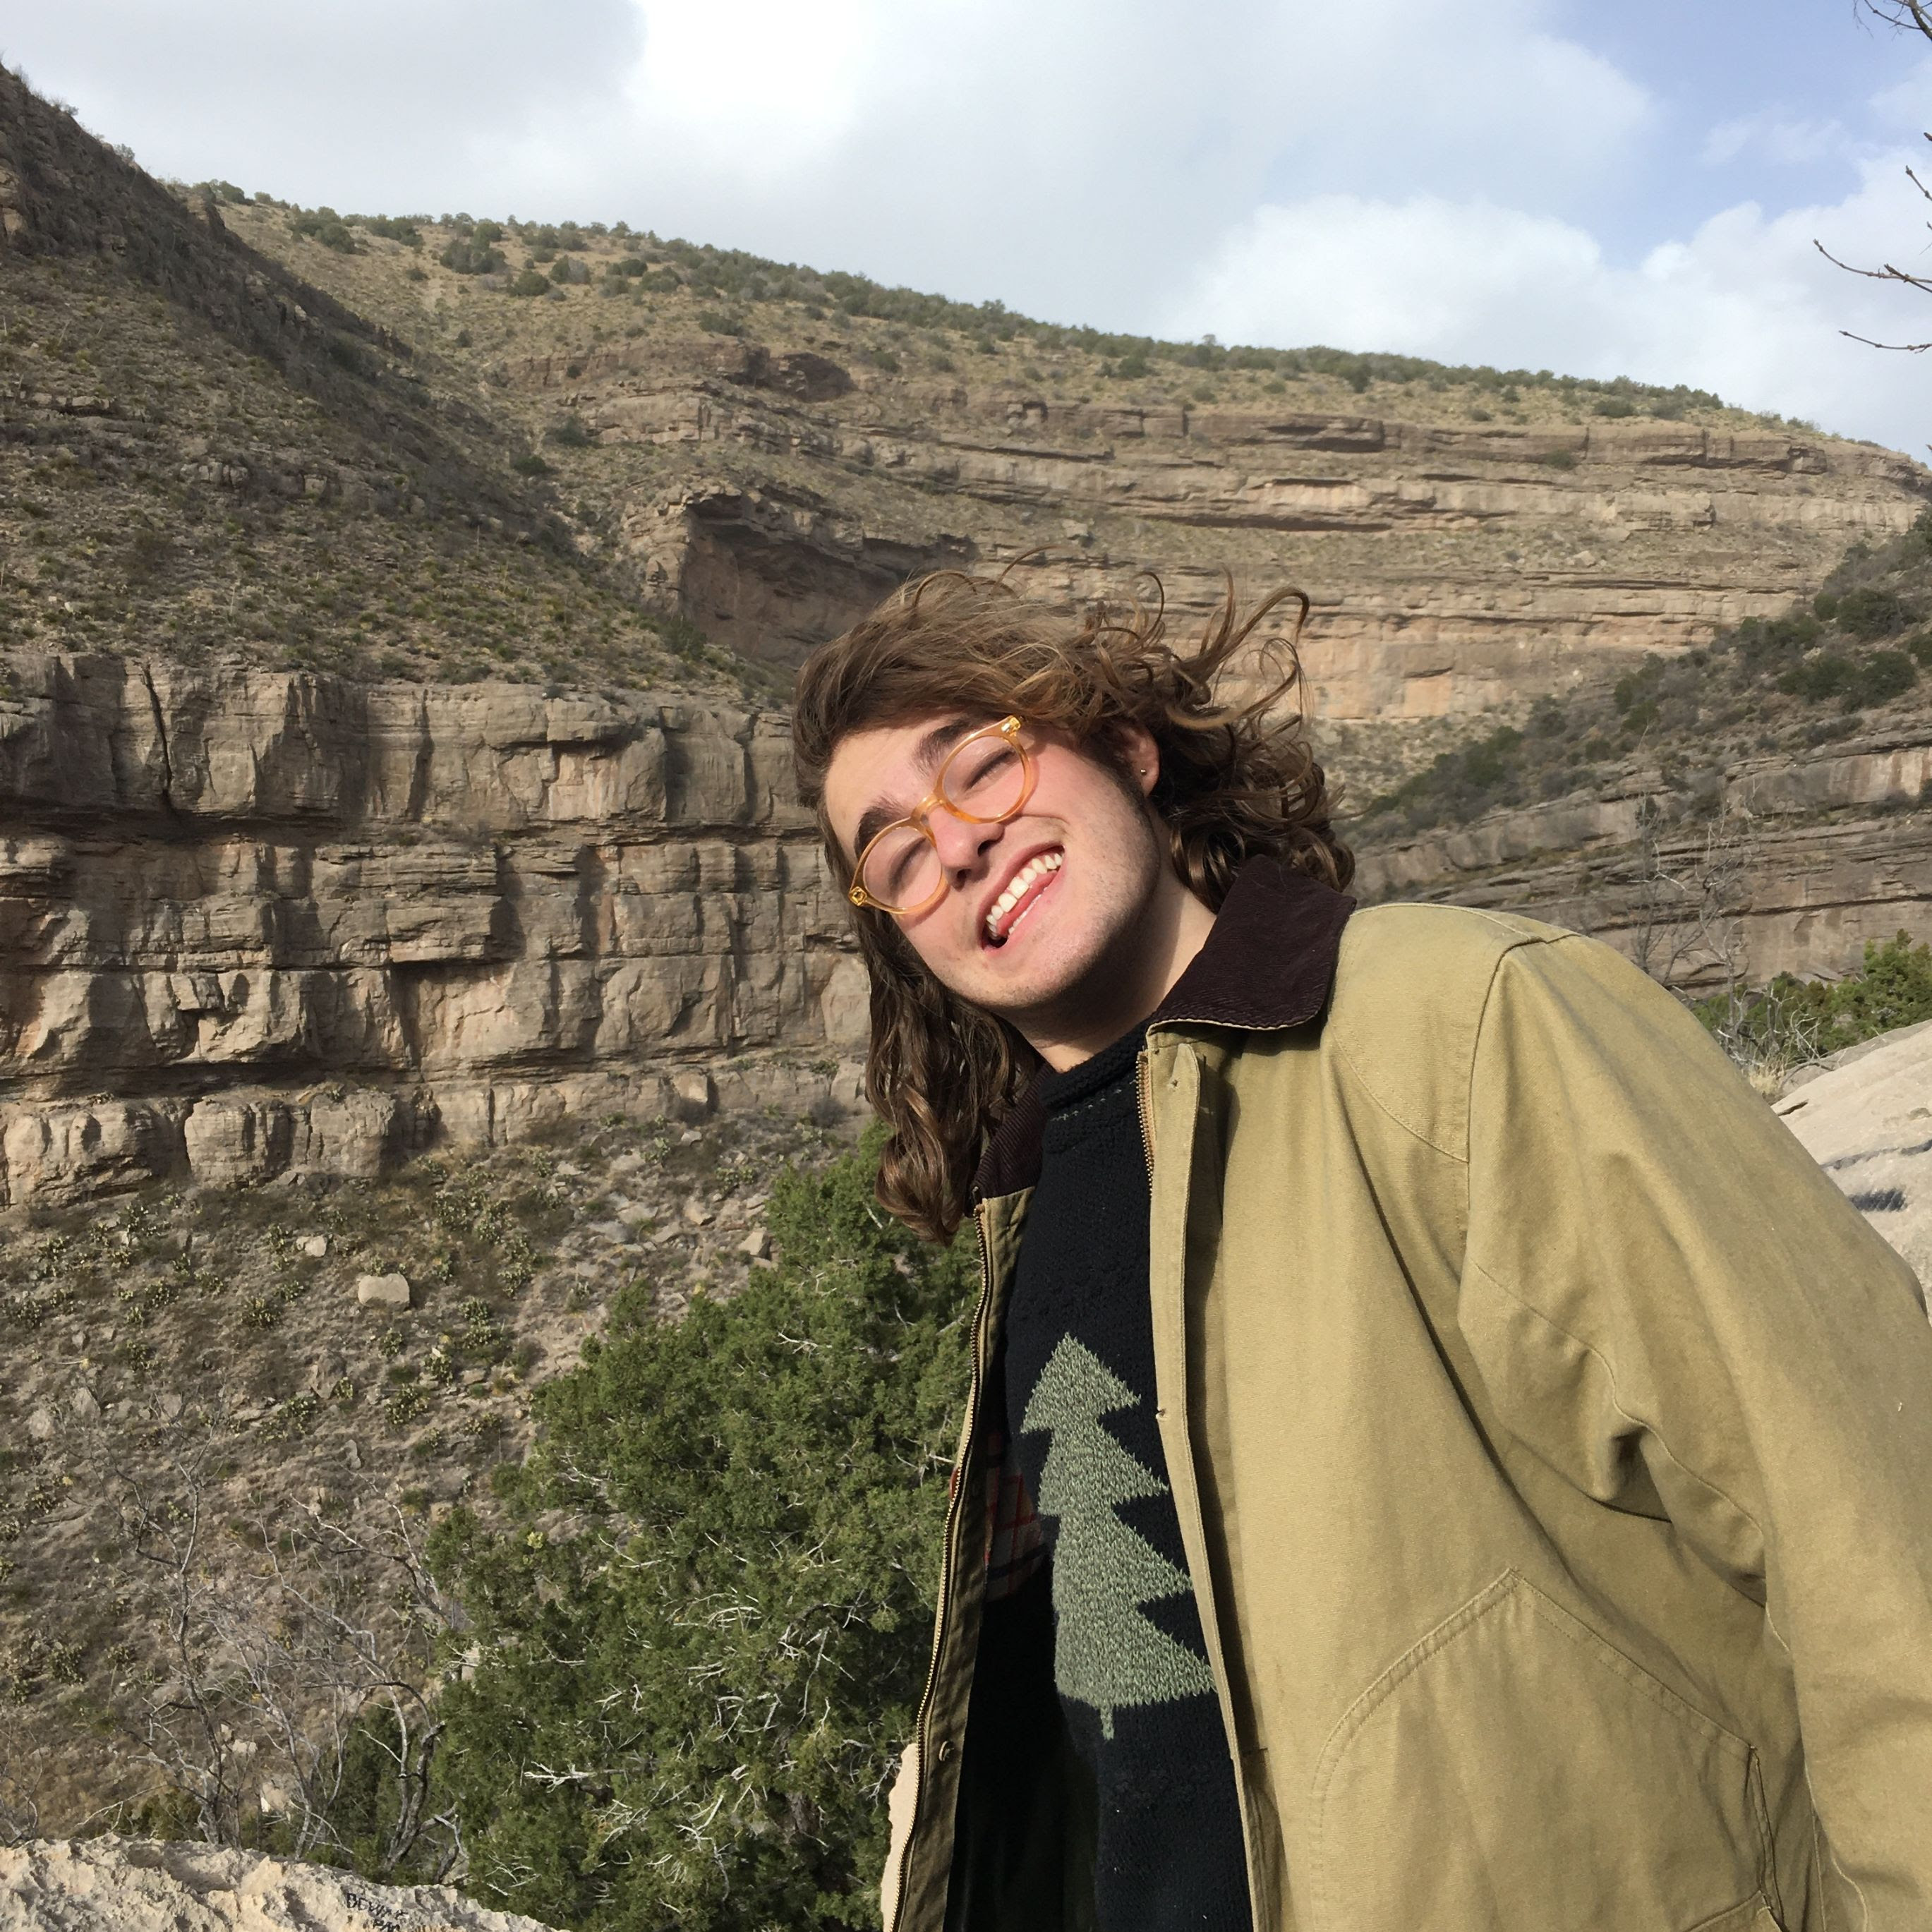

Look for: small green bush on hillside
[1733,611,1822,677]
[1834,586,1914,639]
[440,237,506,276]
[290,207,360,254]
[1369,723,1532,826]
[325,334,373,378]
[428,1133,977,1931]
[1776,648,1916,710]
[359,215,423,247]
[1702,933,1932,1070]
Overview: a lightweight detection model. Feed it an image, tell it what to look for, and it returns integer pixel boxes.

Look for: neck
[1023,864,1217,1072]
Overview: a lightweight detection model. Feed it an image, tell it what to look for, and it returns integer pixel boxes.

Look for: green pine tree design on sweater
[1021,1335,1216,1740]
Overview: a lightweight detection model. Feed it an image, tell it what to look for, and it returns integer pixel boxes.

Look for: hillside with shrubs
[1357,509,1932,837]
[0,72,731,694]
[0,1100,972,1929]
[4,46,1848,705]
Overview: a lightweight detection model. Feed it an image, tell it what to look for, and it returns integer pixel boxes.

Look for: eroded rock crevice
[0,656,867,1205]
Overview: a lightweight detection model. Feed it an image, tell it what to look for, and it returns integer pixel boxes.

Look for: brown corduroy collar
[971,857,1356,1203]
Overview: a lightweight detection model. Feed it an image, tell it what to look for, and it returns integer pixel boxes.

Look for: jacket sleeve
[1458,931,1932,1924]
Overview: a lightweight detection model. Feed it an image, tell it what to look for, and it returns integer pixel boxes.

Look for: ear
[1111,722,1161,799]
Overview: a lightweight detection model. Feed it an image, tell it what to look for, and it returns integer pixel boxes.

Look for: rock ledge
[0,1837,559,1932]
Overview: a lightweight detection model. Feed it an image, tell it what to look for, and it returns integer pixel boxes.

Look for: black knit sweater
[999,1022,1253,1932]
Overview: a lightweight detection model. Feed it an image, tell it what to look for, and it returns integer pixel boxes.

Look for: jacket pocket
[1311,1571,1773,1932]
[1685,1902,1786,1932]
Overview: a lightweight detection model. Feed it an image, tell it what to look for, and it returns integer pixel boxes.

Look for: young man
[791,571,1932,1932]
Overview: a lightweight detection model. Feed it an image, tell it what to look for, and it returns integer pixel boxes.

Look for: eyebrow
[850,716,979,859]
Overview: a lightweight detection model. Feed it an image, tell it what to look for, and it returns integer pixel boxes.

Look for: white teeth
[985,851,1063,938]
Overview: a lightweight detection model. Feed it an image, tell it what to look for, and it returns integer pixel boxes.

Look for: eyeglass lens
[857,732,1031,911]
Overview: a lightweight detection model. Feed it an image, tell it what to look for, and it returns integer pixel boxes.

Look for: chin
[965,911,1124,1024]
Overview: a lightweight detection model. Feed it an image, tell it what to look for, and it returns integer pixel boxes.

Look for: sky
[5,0,1932,452]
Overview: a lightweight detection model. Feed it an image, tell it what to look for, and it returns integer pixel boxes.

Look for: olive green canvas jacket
[881,860,1932,1932]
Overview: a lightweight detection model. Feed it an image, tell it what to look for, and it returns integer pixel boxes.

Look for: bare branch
[1840,327,1932,353]
[1856,0,1932,43]
[113,1464,464,1881]
[1813,236,1932,294]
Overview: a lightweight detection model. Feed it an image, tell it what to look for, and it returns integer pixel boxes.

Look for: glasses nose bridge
[921,786,995,869]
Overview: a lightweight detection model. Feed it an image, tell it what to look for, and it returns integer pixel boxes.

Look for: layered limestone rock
[547,346,1931,725]
[0,1837,557,1932]
[1355,731,1932,984]
[0,655,864,1205]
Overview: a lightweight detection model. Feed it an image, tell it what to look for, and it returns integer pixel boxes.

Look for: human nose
[925,799,1000,879]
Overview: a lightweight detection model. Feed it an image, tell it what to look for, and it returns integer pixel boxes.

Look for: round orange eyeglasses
[847,715,1037,917]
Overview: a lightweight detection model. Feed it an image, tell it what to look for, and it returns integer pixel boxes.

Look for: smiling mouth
[984,850,1062,946]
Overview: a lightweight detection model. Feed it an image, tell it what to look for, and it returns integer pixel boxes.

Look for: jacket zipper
[887,1197,999,1932]
[1135,1046,1158,1185]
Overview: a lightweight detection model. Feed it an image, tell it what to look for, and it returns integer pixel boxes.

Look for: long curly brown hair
[792,568,1352,1241]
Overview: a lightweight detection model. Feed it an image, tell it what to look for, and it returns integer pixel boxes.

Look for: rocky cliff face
[1356,732,1932,984]
[552,346,1928,729]
[9,73,1932,1204]
[0,658,861,1205]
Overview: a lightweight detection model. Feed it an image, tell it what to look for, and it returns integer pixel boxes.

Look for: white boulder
[354,1272,411,1310]
[0,1837,560,1932]
[1777,1019,1932,1303]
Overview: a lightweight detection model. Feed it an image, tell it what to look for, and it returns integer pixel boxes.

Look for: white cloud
[4,0,1927,447]
[0,0,1652,291]
[2,1,643,214]
[1162,152,1932,449]
[1868,53,1932,139]
[1166,196,1605,363]
[1703,113,1847,169]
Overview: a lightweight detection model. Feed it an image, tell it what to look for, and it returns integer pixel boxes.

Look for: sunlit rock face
[0,1837,561,1932]
[1353,732,1932,988]
[565,354,1929,720]
[1777,1018,1932,1303]
[0,657,867,1204]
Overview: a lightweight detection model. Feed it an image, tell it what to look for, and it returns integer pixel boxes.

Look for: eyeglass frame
[845,714,1037,917]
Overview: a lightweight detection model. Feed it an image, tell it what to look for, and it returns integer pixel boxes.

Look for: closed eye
[948,743,1018,797]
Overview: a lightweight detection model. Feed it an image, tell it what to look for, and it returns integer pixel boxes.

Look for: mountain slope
[199,191,1931,803]
[0,71,715,692]
[10,61,1927,762]
[1359,510,1932,836]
